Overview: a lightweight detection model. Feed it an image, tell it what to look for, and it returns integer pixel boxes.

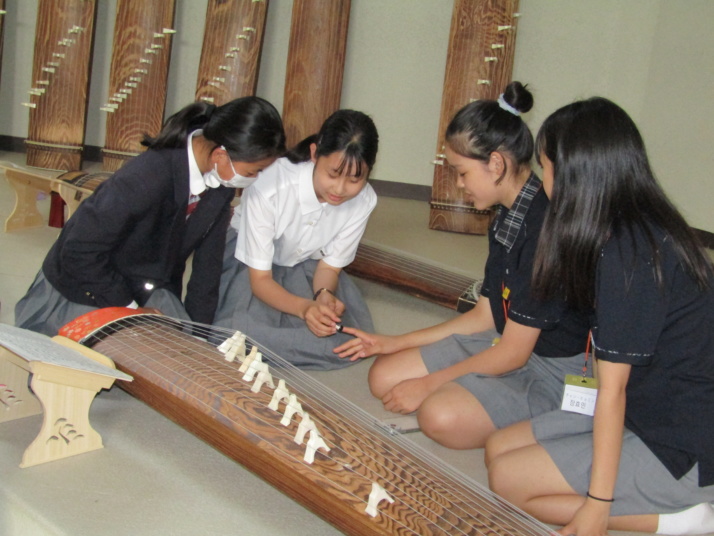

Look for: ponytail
[142,101,215,149]
[142,96,286,163]
[286,110,379,178]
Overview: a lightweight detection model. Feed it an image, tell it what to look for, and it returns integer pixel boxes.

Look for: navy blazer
[42,147,235,324]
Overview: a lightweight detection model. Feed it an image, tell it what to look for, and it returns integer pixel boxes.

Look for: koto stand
[0,325,132,468]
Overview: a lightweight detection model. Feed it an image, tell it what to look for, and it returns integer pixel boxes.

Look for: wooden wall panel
[195,0,269,106]
[282,0,350,147]
[101,0,176,171]
[24,0,97,171]
[429,0,520,235]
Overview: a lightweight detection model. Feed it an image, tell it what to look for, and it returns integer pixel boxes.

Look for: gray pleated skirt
[422,330,587,429]
[213,235,374,370]
[532,410,714,515]
[15,270,190,336]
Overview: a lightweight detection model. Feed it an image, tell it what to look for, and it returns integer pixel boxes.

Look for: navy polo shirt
[480,173,590,357]
[592,225,714,486]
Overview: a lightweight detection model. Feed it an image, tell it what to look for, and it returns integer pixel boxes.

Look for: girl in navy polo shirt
[334,82,590,449]
[213,110,379,370]
[486,98,714,535]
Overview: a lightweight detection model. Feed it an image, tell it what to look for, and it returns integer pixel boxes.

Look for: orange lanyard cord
[501,282,510,323]
[583,330,593,376]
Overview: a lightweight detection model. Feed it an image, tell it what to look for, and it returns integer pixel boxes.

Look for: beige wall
[1,0,712,231]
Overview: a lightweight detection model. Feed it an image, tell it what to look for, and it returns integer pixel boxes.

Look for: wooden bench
[0,323,132,468]
[2,162,111,232]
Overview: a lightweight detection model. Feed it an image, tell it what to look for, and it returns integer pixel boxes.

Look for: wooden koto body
[60,310,548,536]
[345,243,480,313]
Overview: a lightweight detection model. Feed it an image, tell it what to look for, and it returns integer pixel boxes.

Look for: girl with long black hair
[486,97,714,536]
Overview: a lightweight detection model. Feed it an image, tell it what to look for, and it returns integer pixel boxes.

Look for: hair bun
[502,81,534,115]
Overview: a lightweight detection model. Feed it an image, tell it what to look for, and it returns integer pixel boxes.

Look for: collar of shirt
[493,172,542,252]
[187,129,212,197]
[298,161,326,216]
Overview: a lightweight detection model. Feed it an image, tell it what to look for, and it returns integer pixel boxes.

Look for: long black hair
[286,109,379,178]
[533,97,712,310]
[142,96,286,162]
[445,81,534,180]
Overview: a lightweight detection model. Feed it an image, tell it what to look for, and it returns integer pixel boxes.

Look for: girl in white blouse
[213,110,379,370]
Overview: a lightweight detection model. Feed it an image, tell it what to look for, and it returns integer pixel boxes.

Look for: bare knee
[486,452,521,504]
[368,350,427,399]
[418,400,461,446]
[418,392,494,449]
[367,355,393,398]
[484,428,509,468]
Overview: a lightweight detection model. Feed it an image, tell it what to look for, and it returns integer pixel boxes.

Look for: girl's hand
[304,302,342,337]
[382,377,435,414]
[557,500,610,536]
[314,289,346,316]
[333,328,400,359]
[331,333,372,361]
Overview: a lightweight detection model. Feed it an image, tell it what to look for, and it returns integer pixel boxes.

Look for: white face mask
[203,165,256,189]
[203,146,258,189]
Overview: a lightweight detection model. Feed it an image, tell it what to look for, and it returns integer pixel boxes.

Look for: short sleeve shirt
[232,158,377,270]
[592,226,714,485]
[480,174,590,357]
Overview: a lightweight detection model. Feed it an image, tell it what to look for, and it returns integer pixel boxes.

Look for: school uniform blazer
[42,147,235,324]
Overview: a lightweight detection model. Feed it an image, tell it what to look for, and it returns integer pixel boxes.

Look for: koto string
[85,315,550,535]
[96,316,552,532]
[91,319,478,535]
[87,319,437,535]
[137,316,547,535]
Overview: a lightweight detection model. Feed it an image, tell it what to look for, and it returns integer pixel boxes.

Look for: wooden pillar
[195,0,269,106]
[282,0,350,147]
[24,0,98,171]
[101,0,176,172]
[428,0,520,235]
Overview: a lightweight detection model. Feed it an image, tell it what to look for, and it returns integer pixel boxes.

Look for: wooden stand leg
[20,368,105,468]
[0,351,42,422]
[4,172,52,232]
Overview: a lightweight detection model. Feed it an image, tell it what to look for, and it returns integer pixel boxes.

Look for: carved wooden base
[3,166,55,232]
[0,337,122,468]
[2,164,113,232]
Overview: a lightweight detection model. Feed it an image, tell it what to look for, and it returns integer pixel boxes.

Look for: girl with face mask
[212,109,379,370]
[15,97,286,336]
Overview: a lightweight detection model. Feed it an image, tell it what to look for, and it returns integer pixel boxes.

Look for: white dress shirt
[231,158,377,270]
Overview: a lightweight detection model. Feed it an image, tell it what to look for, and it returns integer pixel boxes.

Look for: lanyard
[583,330,594,378]
[501,282,510,323]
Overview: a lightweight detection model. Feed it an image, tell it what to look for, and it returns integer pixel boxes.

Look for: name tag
[561,374,598,416]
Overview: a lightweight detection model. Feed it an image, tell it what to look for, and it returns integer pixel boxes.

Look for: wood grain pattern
[101,0,176,171]
[429,0,520,235]
[345,243,479,312]
[282,0,350,147]
[71,314,550,536]
[25,0,97,171]
[195,0,269,105]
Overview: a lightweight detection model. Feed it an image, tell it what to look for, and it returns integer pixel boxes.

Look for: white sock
[657,503,714,535]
